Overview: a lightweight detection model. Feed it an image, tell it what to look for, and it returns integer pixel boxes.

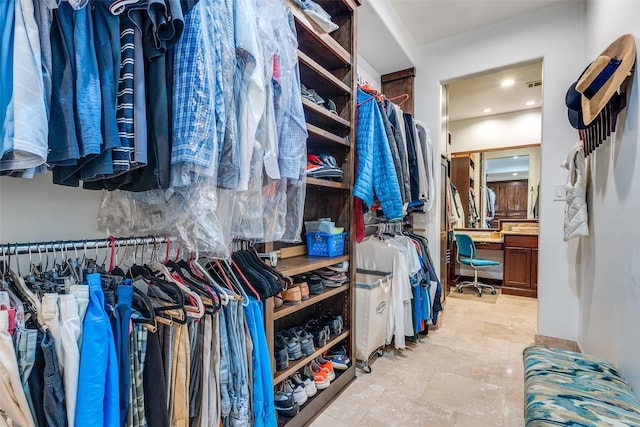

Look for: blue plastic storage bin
[306,232,347,257]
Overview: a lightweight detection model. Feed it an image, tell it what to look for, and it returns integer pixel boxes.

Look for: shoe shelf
[298,50,351,98]
[289,5,351,70]
[277,365,356,427]
[301,97,351,130]
[276,254,350,277]
[306,177,349,190]
[267,0,357,424]
[273,329,350,386]
[306,123,350,148]
[274,284,350,320]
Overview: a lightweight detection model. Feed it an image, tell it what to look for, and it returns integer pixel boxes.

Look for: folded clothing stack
[306,153,343,181]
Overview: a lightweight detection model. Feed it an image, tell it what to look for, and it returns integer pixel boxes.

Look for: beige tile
[482,322,535,345]
[503,415,525,427]
[358,390,457,427]
[470,356,524,388]
[323,378,385,425]
[504,387,525,419]
[455,412,501,427]
[309,413,353,427]
[316,288,537,427]
[421,372,506,425]
[450,331,511,360]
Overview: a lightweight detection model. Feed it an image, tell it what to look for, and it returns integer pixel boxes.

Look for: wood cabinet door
[531,248,538,288]
[504,247,532,288]
[506,180,528,214]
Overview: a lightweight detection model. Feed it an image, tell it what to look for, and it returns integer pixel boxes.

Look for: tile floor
[310,292,537,427]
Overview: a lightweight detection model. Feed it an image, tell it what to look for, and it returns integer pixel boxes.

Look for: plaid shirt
[171,2,217,174]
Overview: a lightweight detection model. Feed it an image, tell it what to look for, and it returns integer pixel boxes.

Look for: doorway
[440,59,543,300]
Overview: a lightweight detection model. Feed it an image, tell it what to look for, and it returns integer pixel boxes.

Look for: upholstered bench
[523,345,640,426]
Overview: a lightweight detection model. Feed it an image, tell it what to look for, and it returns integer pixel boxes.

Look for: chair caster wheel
[491,291,497,295]
[477,293,482,297]
[457,288,463,293]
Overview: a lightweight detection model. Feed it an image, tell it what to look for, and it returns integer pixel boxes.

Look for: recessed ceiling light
[483,108,492,113]
[512,172,518,176]
[526,100,535,106]
[501,79,514,87]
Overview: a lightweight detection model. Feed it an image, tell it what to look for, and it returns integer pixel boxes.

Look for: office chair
[454,233,500,297]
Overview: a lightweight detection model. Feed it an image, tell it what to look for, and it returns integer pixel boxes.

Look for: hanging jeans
[13,327,37,424]
[222,299,250,427]
[76,273,119,427]
[244,298,276,427]
[0,310,35,427]
[114,281,133,425]
[41,330,66,427]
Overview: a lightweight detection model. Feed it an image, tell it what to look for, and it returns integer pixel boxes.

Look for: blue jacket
[75,273,119,427]
[354,88,403,220]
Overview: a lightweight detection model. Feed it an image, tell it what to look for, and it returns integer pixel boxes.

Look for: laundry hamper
[355,271,392,373]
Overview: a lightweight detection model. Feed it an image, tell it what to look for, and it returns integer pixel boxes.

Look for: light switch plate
[553,184,566,201]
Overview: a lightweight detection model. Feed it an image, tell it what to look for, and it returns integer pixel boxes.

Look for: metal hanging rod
[0,235,176,257]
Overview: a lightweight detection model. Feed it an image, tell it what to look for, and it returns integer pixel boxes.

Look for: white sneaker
[285,379,308,406]
[294,372,317,398]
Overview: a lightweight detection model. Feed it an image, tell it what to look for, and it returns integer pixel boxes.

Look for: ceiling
[447,61,543,122]
[387,0,569,46]
[357,0,566,120]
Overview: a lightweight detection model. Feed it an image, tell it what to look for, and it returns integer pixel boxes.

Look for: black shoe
[275,346,289,371]
[275,391,299,418]
[305,321,329,347]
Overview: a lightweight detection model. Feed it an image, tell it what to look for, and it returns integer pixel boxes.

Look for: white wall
[357,54,381,91]
[0,173,104,242]
[577,0,640,394]
[450,109,542,152]
[414,1,586,342]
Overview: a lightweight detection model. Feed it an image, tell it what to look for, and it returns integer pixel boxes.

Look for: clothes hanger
[388,93,409,107]
[230,259,260,302]
[210,258,246,303]
[150,256,205,320]
[192,255,229,307]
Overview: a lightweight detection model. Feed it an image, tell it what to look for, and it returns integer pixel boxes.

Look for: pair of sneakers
[274,328,316,371]
[309,356,335,390]
[323,346,351,370]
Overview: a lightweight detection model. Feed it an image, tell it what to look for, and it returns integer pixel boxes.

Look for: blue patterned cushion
[523,345,640,426]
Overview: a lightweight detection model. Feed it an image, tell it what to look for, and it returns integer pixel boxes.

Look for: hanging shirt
[0,0,14,159]
[235,0,265,192]
[171,2,216,186]
[0,0,48,174]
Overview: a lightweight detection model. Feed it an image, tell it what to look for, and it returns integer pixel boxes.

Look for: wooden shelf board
[298,50,351,97]
[279,365,356,427]
[274,284,350,320]
[306,123,350,148]
[274,330,350,385]
[306,177,349,190]
[276,254,350,276]
[289,5,351,69]
[302,97,351,129]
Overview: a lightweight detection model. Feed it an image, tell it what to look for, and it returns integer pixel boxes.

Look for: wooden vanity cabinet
[502,234,538,297]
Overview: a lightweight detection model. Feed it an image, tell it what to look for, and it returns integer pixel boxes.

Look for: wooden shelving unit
[276,254,350,277]
[273,330,350,385]
[306,123,350,148]
[273,284,350,320]
[263,1,358,426]
[301,97,351,129]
